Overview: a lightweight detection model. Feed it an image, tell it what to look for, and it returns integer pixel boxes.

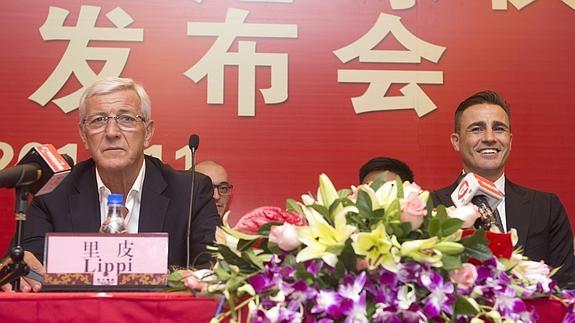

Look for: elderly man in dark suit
[3,77,220,292]
[431,90,574,287]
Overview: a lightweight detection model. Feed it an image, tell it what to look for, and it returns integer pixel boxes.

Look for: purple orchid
[492,285,535,321]
[372,303,422,323]
[343,291,368,323]
[420,270,455,318]
[339,271,367,302]
[312,289,351,320]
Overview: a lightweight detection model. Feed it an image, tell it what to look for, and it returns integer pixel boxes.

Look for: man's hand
[0,251,44,292]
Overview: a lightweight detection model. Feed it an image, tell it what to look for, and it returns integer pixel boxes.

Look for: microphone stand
[0,186,31,289]
[186,147,197,268]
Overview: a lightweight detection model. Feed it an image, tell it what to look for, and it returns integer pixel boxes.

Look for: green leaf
[241,249,264,271]
[439,218,464,237]
[167,270,187,290]
[347,213,367,230]
[311,204,330,219]
[390,222,413,239]
[217,245,257,273]
[395,177,404,199]
[328,199,344,216]
[428,217,440,237]
[221,225,260,241]
[372,208,386,218]
[453,295,480,316]
[369,176,384,191]
[385,199,402,222]
[339,240,357,272]
[237,238,258,251]
[441,254,462,270]
[337,188,352,199]
[434,204,449,220]
[356,190,373,217]
[213,261,232,281]
[460,230,493,261]
[286,198,304,214]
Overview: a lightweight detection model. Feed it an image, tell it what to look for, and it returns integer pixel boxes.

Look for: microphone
[0,145,72,289]
[451,173,504,232]
[189,134,200,152]
[187,134,200,268]
[0,144,72,196]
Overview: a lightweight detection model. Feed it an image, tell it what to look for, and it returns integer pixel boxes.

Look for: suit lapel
[434,180,459,207]
[505,179,530,247]
[138,158,170,232]
[69,160,101,231]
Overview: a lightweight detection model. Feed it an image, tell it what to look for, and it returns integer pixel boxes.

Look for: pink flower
[400,192,427,230]
[269,223,301,251]
[447,205,481,228]
[402,182,423,198]
[448,263,478,289]
[233,206,307,235]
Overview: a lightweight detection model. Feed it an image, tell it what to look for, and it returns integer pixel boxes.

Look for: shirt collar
[494,173,506,194]
[96,160,146,203]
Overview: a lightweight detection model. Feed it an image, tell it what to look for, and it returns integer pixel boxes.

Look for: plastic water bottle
[100,193,127,233]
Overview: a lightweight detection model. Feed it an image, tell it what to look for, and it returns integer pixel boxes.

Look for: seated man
[431,90,575,287]
[196,160,233,218]
[3,77,220,291]
[358,156,414,184]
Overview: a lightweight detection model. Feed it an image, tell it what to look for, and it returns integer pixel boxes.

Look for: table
[0,292,222,322]
[0,292,567,322]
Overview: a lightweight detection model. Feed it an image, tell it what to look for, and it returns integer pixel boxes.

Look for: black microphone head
[189,134,200,151]
[61,154,75,168]
[471,195,489,206]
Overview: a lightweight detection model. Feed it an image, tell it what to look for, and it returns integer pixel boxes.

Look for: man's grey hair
[78,77,151,122]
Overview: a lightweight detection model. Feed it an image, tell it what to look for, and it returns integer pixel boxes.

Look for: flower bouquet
[172,174,573,322]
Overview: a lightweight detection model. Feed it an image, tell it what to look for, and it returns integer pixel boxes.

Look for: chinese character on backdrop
[29,6,143,113]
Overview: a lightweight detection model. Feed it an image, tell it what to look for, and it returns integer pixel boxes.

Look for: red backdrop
[1,1,574,253]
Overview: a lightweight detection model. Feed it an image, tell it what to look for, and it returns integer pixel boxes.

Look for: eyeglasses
[214,182,233,196]
[82,114,146,132]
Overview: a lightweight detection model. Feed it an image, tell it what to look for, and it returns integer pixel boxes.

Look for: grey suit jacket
[15,155,220,268]
[431,178,575,287]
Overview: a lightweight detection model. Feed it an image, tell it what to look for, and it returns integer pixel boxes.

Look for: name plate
[44,233,168,290]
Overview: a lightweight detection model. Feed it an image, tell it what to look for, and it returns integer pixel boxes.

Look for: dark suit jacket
[16,155,220,268]
[431,178,575,287]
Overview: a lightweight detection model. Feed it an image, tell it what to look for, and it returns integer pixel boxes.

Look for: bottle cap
[107,193,124,205]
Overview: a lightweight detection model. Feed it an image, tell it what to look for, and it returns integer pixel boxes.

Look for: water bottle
[100,193,127,233]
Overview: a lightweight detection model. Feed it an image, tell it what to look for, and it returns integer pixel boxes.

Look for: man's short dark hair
[454,90,511,133]
[359,157,414,184]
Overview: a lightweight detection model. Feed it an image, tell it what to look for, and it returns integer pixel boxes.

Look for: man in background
[197,160,233,218]
[359,156,414,184]
[431,90,574,287]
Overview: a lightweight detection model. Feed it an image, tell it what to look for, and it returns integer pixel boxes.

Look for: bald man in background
[196,161,233,217]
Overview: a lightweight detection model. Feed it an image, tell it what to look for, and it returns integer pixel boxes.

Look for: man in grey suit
[431,90,574,287]
[3,77,220,292]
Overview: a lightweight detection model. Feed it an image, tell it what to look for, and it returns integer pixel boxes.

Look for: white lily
[296,205,358,267]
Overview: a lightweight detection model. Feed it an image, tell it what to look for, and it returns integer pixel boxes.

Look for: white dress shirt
[493,174,507,233]
[96,160,146,233]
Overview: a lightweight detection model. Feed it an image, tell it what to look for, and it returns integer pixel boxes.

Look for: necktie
[493,208,504,233]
